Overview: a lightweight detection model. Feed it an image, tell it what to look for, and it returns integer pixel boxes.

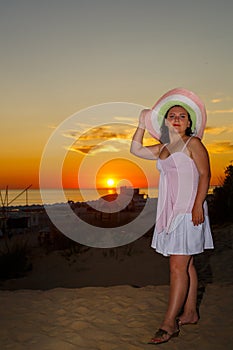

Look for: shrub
[0,238,32,280]
[209,163,233,224]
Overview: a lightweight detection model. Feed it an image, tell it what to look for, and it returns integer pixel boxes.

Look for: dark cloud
[70,145,97,154]
[67,124,134,154]
[66,123,154,155]
[78,125,131,141]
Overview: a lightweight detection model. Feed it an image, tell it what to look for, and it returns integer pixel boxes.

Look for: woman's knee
[170,255,192,275]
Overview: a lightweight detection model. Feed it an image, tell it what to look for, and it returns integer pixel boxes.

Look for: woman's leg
[178,257,199,325]
[149,255,194,344]
[160,255,192,333]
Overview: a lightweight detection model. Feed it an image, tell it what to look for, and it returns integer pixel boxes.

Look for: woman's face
[165,106,190,135]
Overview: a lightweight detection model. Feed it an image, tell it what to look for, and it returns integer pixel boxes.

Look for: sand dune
[0,224,233,349]
[0,284,232,349]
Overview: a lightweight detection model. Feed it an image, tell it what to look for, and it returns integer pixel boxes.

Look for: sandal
[148,328,180,345]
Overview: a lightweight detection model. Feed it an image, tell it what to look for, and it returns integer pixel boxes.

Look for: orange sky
[62,157,149,190]
[1,2,233,190]
[1,115,233,190]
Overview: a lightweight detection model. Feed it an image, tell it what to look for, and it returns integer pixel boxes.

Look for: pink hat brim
[145,88,207,140]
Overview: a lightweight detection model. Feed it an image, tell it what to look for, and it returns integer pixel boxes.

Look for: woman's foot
[177,310,199,326]
[148,328,180,345]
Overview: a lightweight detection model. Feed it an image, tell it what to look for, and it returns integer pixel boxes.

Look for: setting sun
[106,178,115,187]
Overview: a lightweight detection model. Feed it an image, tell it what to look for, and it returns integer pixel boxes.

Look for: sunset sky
[1,0,233,190]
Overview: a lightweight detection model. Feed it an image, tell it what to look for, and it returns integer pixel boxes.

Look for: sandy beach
[0,284,232,350]
[0,224,233,349]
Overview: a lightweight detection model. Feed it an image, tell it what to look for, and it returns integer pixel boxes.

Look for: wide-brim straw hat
[145,87,207,140]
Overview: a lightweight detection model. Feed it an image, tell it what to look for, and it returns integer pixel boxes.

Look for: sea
[0,188,159,207]
[1,186,215,207]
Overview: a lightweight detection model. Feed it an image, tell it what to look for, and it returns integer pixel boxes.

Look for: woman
[130,88,214,345]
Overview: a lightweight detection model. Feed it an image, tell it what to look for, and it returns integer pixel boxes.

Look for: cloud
[64,125,134,141]
[48,124,58,130]
[207,108,233,115]
[79,127,128,141]
[65,123,157,155]
[205,126,230,135]
[69,144,98,154]
[69,135,131,155]
[63,130,80,139]
[211,98,222,104]
[208,141,233,154]
[90,144,121,154]
[64,125,135,155]
[205,125,233,135]
[210,95,233,104]
[114,116,138,122]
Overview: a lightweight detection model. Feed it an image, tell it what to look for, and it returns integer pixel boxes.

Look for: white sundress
[151,138,214,257]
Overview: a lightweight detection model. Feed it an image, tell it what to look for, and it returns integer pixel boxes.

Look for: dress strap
[181,137,193,152]
[159,143,168,156]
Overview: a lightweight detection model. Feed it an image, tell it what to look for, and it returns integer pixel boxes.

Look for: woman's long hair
[160,105,193,144]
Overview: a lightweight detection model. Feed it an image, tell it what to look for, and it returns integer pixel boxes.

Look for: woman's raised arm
[130,109,162,160]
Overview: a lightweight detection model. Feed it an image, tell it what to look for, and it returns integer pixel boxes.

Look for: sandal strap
[154,328,171,337]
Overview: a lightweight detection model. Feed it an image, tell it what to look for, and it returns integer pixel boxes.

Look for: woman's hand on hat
[138,109,151,129]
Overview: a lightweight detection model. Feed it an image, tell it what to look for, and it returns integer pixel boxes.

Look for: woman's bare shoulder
[188,136,204,148]
[188,136,208,155]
